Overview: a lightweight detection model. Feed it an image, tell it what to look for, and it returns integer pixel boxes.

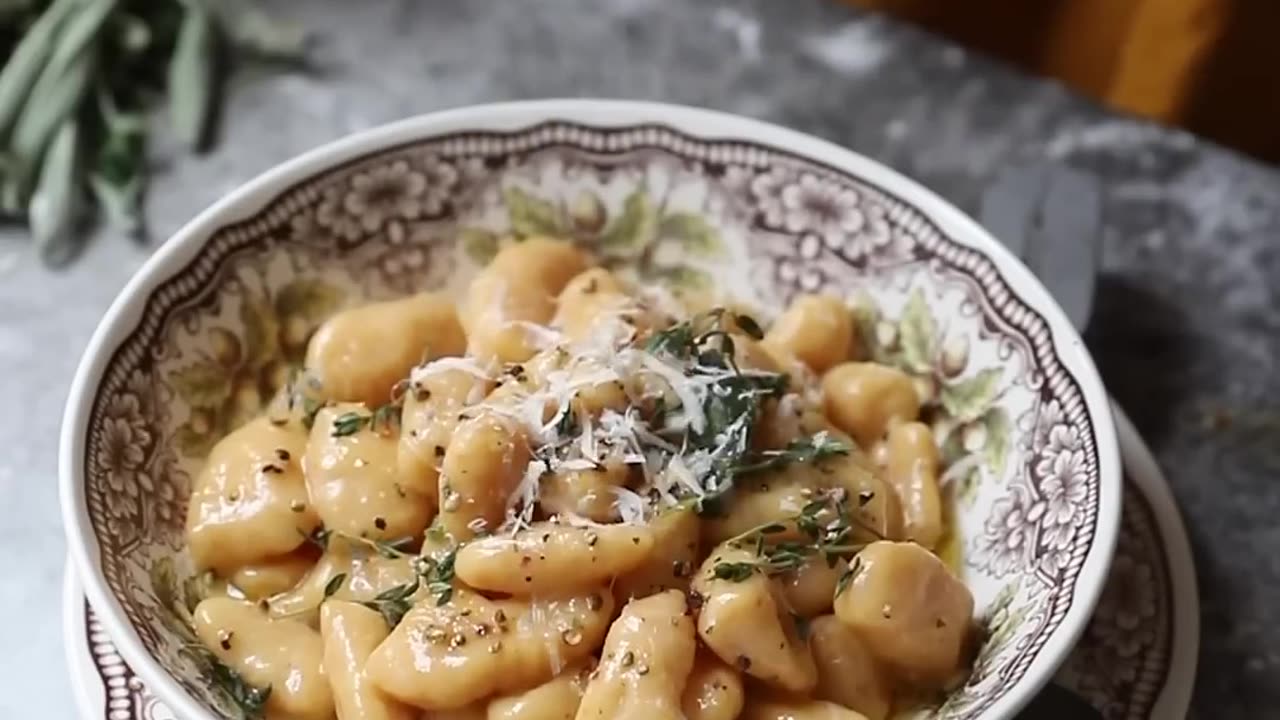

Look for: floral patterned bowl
[60,100,1121,720]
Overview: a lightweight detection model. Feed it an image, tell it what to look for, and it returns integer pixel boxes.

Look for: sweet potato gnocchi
[183,238,975,719]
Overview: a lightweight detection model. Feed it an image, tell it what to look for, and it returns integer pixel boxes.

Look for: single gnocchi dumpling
[692,544,817,694]
[833,541,974,686]
[186,417,319,574]
[398,367,496,512]
[822,362,919,449]
[320,600,418,720]
[777,554,845,618]
[552,268,635,345]
[306,403,434,541]
[193,597,335,720]
[680,650,745,720]
[613,507,701,603]
[437,410,532,540]
[305,292,466,407]
[464,237,591,364]
[763,294,855,374]
[454,521,654,596]
[576,589,696,720]
[366,588,614,711]
[883,422,943,550]
[701,470,815,546]
[268,543,418,622]
[809,615,892,720]
[487,659,593,720]
[229,550,317,600]
[539,460,628,523]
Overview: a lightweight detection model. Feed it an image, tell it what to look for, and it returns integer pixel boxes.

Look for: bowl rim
[59,98,1121,720]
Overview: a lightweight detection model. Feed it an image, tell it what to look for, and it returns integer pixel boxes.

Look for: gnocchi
[822,362,919,448]
[833,541,974,685]
[366,589,613,711]
[680,650,745,720]
[193,597,335,720]
[762,293,855,373]
[305,292,465,407]
[183,243,977,719]
[487,660,592,720]
[576,589,696,719]
[320,601,417,720]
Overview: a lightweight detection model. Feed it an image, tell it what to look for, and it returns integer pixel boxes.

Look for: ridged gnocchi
[183,244,977,720]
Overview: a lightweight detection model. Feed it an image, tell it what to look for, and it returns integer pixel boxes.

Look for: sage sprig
[0,0,309,265]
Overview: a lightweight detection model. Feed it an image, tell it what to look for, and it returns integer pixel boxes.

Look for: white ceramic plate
[64,403,1194,720]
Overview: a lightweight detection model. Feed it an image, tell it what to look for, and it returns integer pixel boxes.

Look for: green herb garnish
[0,1,309,265]
[731,433,850,476]
[330,410,368,437]
[835,556,863,598]
[322,572,346,600]
[209,658,272,719]
[423,547,457,606]
[330,401,401,437]
[710,491,879,582]
[362,547,458,627]
[362,579,419,628]
[180,645,271,720]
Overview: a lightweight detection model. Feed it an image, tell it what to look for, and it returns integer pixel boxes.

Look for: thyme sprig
[301,527,416,559]
[330,401,401,437]
[641,307,855,519]
[209,657,272,720]
[711,490,881,582]
[361,547,458,628]
[730,432,850,476]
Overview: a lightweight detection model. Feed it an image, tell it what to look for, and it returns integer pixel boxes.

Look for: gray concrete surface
[0,0,1274,715]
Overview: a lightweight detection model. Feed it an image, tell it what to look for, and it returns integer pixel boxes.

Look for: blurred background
[845,0,1280,163]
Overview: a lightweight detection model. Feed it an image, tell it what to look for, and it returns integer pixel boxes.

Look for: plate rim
[1109,403,1200,717]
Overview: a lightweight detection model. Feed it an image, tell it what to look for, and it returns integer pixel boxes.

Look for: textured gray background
[1,0,1275,716]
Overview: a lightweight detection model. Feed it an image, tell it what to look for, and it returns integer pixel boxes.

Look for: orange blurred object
[843,0,1280,162]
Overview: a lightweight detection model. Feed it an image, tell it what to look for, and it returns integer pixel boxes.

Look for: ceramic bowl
[60,100,1121,720]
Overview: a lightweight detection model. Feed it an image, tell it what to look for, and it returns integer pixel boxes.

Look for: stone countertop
[0,0,1274,716]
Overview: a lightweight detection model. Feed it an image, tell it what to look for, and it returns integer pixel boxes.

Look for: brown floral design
[74,121,1108,719]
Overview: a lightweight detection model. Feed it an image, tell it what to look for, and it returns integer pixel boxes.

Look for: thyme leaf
[731,432,850,476]
[711,490,874,582]
[361,579,419,628]
[322,573,346,600]
[181,645,272,720]
[209,659,272,720]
